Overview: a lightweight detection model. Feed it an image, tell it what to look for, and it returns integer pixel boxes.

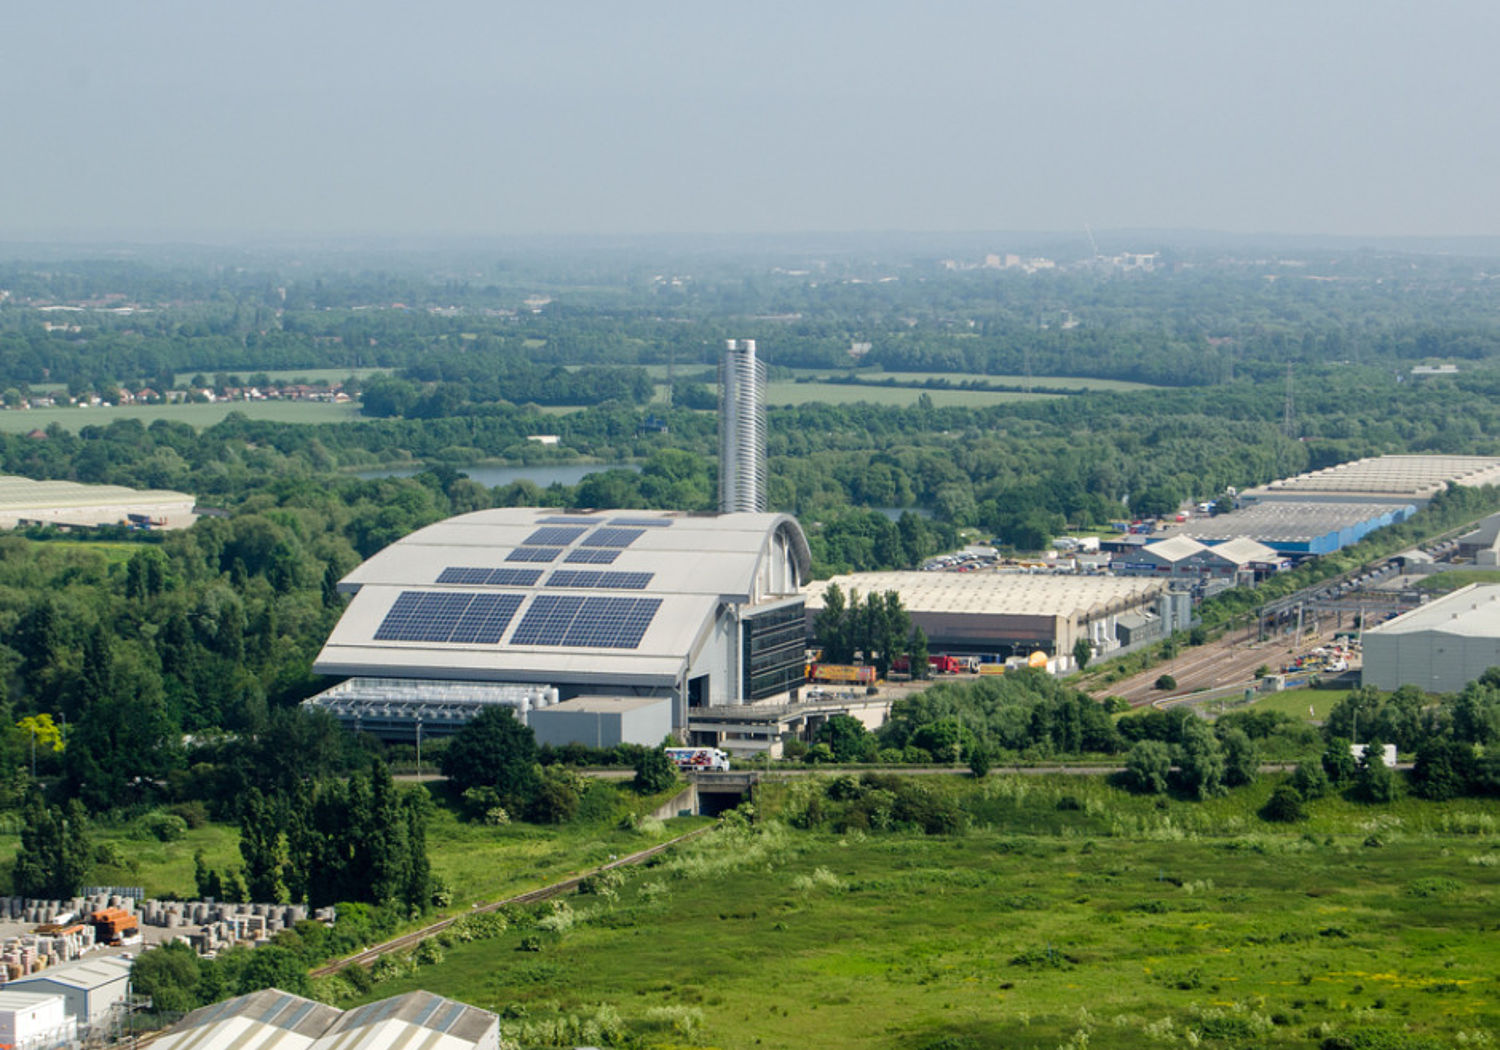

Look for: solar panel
[449,593,526,644]
[579,527,645,548]
[486,568,543,586]
[506,547,563,563]
[545,570,653,590]
[564,547,620,564]
[374,591,528,644]
[609,517,673,527]
[563,596,662,648]
[436,567,542,586]
[538,516,601,525]
[524,526,589,546]
[509,594,585,645]
[509,594,661,648]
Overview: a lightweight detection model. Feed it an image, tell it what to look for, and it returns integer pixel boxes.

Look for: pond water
[355,462,639,488]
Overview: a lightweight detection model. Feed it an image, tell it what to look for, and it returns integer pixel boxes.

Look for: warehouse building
[802,571,1189,664]
[529,695,673,749]
[6,955,131,1029]
[1456,512,1500,566]
[1113,536,1283,580]
[311,508,811,733]
[1244,454,1500,506]
[0,474,195,530]
[1165,500,1414,556]
[154,989,499,1050]
[1361,584,1500,694]
[0,992,75,1050]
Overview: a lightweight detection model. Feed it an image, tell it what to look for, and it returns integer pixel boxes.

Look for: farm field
[765,381,1055,408]
[0,399,361,433]
[344,775,1500,1050]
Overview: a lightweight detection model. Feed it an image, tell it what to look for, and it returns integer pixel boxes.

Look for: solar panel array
[510,594,662,648]
[564,548,621,564]
[374,592,526,644]
[506,547,563,563]
[609,517,673,527]
[436,567,543,586]
[524,525,590,546]
[538,515,602,525]
[579,527,646,548]
[545,570,653,590]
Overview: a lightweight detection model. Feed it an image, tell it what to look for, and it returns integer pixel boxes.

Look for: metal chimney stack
[718,338,767,513]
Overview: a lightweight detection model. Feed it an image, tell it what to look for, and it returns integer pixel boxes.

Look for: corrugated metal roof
[154,990,496,1050]
[1169,501,1412,542]
[1363,584,1500,638]
[0,474,192,509]
[9,955,131,991]
[802,571,1166,621]
[1250,455,1500,500]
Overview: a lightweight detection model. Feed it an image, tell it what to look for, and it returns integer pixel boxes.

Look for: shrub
[1154,674,1177,691]
[1262,785,1307,823]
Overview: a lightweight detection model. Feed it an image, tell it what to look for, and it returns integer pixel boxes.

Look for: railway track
[308,822,718,977]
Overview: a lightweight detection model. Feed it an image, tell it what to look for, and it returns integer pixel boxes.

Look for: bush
[1154,674,1178,691]
[145,813,189,843]
[1292,762,1330,799]
[1124,740,1171,795]
[1261,784,1307,822]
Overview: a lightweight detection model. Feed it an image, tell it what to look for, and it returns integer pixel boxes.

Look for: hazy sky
[3,1,1496,240]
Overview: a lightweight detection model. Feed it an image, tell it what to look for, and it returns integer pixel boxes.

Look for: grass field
[344,774,1500,1049]
[765,381,1057,408]
[1241,687,1351,721]
[1415,569,1500,594]
[0,400,361,433]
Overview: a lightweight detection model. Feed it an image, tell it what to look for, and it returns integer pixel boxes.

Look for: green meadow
[0,399,361,433]
[333,774,1500,1050]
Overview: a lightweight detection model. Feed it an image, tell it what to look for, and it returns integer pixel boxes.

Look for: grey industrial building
[310,507,812,734]
[1361,584,1500,694]
[1114,536,1282,580]
[153,989,499,1050]
[6,955,132,1030]
[1457,512,1500,566]
[802,571,1189,664]
[529,694,673,749]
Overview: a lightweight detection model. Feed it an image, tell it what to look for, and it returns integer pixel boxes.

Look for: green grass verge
[340,775,1500,1050]
[0,400,361,433]
[1415,569,1500,594]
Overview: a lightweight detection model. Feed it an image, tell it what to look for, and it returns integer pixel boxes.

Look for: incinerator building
[309,507,811,736]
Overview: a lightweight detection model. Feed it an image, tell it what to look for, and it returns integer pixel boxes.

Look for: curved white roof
[315,508,810,687]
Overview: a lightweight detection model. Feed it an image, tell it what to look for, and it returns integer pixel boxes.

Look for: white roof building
[313,508,813,732]
[6,955,132,1028]
[1361,584,1500,693]
[802,571,1182,661]
[0,475,195,530]
[1246,454,1500,505]
[0,991,76,1050]
[153,989,498,1050]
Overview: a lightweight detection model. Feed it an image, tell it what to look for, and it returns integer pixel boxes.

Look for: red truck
[894,655,979,675]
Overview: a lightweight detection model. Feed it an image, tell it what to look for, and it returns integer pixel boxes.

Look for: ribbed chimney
[718,339,767,513]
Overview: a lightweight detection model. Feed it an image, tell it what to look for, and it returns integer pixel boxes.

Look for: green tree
[907,626,930,679]
[815,714,873,763]
[13,795,90,899]
[1176,719,1226,799]
[1261,784,1306,822]
[1290,761,1329,799]
[968,744,992,779]
[1072,637,1092,670]
[632,748,678,794]
[1218,727,1259,787]
[1352,741,1399,803]
[1123,740,1171,795]
[238,789,288,903]
[1410,739,1475,801]
[440,706,539,807]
